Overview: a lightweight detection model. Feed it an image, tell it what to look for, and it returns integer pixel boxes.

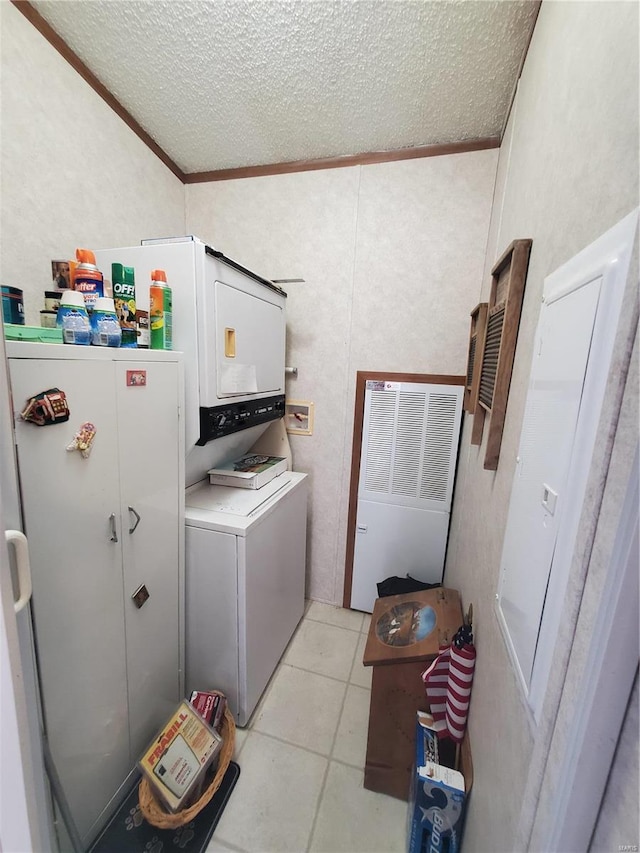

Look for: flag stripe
[445,642,476,743]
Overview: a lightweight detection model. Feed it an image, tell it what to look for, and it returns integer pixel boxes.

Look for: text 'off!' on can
[2,286,25,325]
[150,269,172,350]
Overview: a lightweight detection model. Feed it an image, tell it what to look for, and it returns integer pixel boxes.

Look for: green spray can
[111,263,137,347]
[150,269,172,350]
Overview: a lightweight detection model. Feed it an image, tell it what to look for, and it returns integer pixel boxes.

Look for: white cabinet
[6,343,184,847]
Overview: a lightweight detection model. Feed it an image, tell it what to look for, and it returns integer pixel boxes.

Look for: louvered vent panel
[391,391,427,497]
[466,335,477,386]
[420,394,458,502]
[363,390,396,492]
[479,306,505,409]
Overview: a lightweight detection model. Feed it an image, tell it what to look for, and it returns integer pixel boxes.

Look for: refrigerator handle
[128,506,141,535]
[5,529,33,613]
[109,513,118,543]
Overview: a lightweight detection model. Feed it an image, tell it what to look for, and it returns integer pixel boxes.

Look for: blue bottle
[57,291,91,346]
[91,297,121,347]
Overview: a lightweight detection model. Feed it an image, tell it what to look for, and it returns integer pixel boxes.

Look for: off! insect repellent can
[150,269,172,350]
[111,263,137,347]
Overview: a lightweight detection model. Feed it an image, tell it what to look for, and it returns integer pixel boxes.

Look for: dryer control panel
[197,394,285,445]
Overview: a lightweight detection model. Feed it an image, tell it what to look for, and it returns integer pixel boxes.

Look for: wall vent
[361,384,462,509]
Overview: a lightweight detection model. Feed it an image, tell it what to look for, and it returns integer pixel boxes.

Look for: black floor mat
[89,761,240,853]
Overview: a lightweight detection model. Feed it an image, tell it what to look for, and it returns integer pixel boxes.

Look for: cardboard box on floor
[362,587,464,801]
[406,713,473,853]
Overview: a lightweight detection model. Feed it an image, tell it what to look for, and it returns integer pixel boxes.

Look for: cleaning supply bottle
[111,263,137,347]
[150,269,172,350]
[73,249,104,311]
[57,290,91,345]
[90,297,121,347]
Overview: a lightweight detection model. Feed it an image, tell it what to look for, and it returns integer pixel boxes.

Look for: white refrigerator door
[115,361,182,755]
[9,357,130,841]
[350,500,450,613]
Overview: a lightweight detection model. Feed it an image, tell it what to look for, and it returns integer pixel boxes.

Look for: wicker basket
[138,701,236,829]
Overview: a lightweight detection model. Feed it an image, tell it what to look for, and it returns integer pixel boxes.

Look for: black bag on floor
[376,575,442,598]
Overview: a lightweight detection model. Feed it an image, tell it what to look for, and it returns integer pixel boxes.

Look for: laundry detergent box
[406,713,472,853]
[139,700,222,813]
[189,690,227,732]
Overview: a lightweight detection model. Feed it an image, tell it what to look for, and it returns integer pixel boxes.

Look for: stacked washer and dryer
[95,237,307,727]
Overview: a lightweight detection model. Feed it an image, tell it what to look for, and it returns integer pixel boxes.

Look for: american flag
[421,619,476,743]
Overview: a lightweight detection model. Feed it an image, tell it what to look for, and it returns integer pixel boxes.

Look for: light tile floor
[207,602,406,853]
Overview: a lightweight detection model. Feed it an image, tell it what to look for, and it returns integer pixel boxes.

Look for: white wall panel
[186,151,496,603]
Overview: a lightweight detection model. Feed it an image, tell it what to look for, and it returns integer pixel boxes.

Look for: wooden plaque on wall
[473,239,532,470]
[463,303,488,414]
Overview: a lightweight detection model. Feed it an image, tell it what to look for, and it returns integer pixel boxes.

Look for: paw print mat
[89,762,240,853]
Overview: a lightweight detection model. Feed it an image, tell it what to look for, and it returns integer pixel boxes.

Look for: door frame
[543,443,638,850]
[342,371,465,609]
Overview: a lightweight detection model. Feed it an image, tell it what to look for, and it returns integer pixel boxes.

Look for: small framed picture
[285,400,314,435]
[126,370,147,387]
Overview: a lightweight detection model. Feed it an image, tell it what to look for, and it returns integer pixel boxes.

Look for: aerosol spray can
[150,269,172,350]
[73,249,104,311]
[111,263,137,348]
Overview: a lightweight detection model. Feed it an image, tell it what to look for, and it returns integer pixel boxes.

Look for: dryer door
[216,282,285,398]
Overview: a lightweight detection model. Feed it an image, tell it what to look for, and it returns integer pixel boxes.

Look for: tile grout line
[305,616,363,633]
[282,660,360,687]
[208,836,249,853]
[305,687,350,852]
[305,620,365,852]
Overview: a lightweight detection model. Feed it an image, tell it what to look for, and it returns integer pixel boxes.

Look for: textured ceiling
[31,0,539,175]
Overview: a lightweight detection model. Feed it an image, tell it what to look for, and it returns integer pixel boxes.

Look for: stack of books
[208,454,287,490]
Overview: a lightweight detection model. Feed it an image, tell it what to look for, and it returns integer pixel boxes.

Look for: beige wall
[0,3,185,325]
[591,671,639,852]
[3,2,638,847]
[186,151,497,602]
[445,2,639,850]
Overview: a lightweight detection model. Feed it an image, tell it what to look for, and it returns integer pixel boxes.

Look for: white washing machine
[185,472,307,726]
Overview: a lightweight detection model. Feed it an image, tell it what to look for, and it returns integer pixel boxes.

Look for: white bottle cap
[93,297,116,313]
[60,290,86,308]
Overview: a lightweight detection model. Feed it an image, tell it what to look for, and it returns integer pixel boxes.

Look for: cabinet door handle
[109,513,118,543]
[5,530,32,614]
[128,506,141,535]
